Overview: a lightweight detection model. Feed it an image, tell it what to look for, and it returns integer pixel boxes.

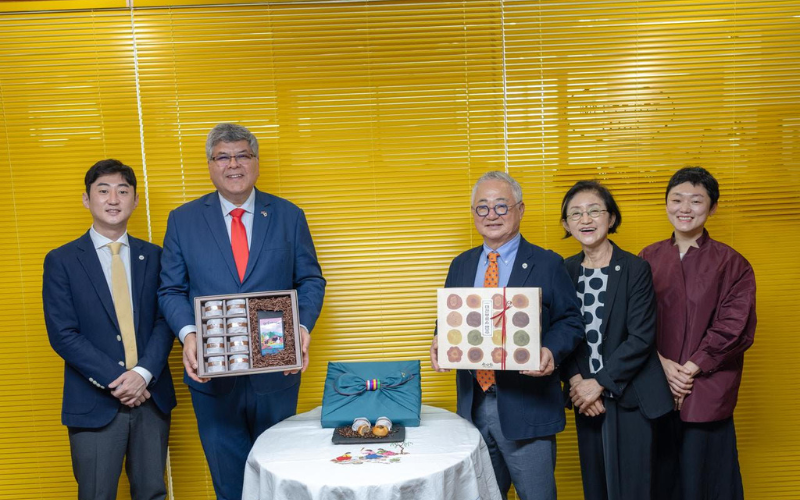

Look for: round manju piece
[447,329,463,345]
[513,330,530,346]
[467,329,483,346]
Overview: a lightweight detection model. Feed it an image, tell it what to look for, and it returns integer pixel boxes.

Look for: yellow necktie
[476,251,499,391]
[108,242,137,369]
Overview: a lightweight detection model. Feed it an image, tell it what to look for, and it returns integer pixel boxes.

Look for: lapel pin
[615,265,620,271]
[139,255,145,261]
[522,263,528,269]
[261,211,268,217]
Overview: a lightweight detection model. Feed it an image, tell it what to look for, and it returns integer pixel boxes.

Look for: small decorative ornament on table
[352,417,371,436]
[371,416,392,437]
[330,446,405,465]
[437,287,542,371]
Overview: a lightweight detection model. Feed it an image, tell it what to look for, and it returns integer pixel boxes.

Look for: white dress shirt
[89,227,153,384]
[219,188,256,247]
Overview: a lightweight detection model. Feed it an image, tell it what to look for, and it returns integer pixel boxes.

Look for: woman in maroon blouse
[640,167,756,500]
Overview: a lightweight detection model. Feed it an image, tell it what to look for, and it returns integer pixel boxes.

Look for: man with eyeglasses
[158,123,326,500]
[430,171,583,500]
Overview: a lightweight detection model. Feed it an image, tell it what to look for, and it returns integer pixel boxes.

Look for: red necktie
[230,208,249,282]
[476,251,499,392]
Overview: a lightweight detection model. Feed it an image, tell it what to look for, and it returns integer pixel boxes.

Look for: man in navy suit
[43,159,176,500]
[158,123,326,500]
[430,171,583,500]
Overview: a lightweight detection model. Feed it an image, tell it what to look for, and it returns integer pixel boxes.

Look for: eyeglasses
[211,153,257,166]
[565,209,607,221]
[473,202,521,217]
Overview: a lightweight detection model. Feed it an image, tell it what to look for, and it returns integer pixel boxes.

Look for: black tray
[331,425,406,445]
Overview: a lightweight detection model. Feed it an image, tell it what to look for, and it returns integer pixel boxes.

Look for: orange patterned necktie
[476,251,499,392]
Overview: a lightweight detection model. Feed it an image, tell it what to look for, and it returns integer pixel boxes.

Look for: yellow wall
[0,1,797,499]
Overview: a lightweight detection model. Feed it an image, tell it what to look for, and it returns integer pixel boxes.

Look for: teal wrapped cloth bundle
[320,360,421,428]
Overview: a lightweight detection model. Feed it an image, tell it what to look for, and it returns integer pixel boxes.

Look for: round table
[243,404,502,500]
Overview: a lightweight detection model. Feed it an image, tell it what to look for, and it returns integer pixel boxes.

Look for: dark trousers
[654,411,744,500]
[190,377,299,500]
[471,386,557,500]
[68,399,170,500]
[575,399,654,500]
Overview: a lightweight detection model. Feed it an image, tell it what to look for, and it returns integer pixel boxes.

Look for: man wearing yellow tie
[430,171,583,500]
[43,159,176,500]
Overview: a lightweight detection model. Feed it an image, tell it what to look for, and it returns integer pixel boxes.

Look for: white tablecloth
[243,404,502,500]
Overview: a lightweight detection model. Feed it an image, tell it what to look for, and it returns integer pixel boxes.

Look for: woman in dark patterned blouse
[560,181,673,500]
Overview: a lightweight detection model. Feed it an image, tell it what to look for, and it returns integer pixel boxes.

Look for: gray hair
[472,171,523,205]
[206,123,259,160]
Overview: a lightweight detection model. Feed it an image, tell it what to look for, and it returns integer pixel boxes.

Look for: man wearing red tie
[430,171,583,500]
[158,123,326,500]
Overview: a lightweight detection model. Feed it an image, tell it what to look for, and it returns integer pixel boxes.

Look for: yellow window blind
[131,2,506,497]
[503,2,800,498]
[0,10,146,499]
[0,2,798,500]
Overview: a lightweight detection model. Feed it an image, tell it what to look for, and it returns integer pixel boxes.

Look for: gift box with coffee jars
[194,290,302,377]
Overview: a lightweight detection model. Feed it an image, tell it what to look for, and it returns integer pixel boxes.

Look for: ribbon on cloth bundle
[321,360,421,428]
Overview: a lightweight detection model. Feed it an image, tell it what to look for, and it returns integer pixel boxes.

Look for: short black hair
[665,167,719,208]
[560,180,622,239]
[84,159,137,196]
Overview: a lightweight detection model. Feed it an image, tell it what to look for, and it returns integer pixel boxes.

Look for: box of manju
[194,290,302,378]
[437,288,542,371]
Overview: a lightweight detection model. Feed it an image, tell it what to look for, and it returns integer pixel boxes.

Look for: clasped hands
[659,354,701,410]
[108,370,149,408]
[568,374,605,417]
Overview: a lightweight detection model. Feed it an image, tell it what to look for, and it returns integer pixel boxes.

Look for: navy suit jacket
[445,236,584,440]
[158,189,326,395]
[562,242,673,419]
[43,232,176,428]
